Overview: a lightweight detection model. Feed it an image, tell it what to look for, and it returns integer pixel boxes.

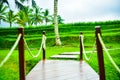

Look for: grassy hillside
[0,21,120,80]
[0,20,120,48]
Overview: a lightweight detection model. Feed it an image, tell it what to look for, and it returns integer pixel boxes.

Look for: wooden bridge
[26,52,99,80]
[17,27,106,80]
[1,27,114,80]
[23,27,106,80]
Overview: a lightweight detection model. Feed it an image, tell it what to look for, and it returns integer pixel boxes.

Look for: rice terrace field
[0,21,120,80]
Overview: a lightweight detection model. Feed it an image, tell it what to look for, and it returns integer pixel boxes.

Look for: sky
[34,0,120,23]
[0,0,120,27]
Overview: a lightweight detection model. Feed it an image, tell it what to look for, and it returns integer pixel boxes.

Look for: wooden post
[42,31,46,61]
[95,26,106,80]
[80,32,83,61]
[18,28,25,80]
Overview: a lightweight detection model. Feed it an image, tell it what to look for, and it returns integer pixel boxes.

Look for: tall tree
[43,9,51,25]
[0,0,37,27]
[54,0,61,45]
[23,6,33,26]
[4,10,17,28]
[0,0,36,11]
[31,6,43,26]
[57,15,64,24]
[16,10,27,27]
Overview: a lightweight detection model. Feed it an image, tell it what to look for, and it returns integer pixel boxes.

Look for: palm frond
[15,0,25,10]
[20,0,25,3]
[0,0,9,6]
[32,0,36,8]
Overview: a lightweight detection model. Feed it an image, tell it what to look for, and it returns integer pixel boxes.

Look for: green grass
[86,49,120,80]
[0,43,120,80]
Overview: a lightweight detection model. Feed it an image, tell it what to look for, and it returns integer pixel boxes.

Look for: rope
[98,33,120,73]
[0,34,22,67]
[80,35,95,61]
[106,48,120,51]
[24,35,46,58]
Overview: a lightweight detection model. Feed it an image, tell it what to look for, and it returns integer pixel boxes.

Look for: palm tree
[54,0,61,45]
[4,10,17,28]
[43,9,51,25]
[0,4,8,24]
[50,15,64,24]
[23,6,34,26]
[1,0,38,27]
[57,15,64,24]
[31,6,43,26]
[0,0,9,6]
[16,10,27,27]
[1,0,36,10]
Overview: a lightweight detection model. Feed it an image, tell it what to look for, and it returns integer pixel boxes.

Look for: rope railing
[0,28,46,80]
[0,34,22,67]
[98,33,120,73]
[24,34,46,58]
[80,34,96,61]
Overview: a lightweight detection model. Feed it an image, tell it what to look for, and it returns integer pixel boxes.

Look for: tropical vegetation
[0,0,64,27]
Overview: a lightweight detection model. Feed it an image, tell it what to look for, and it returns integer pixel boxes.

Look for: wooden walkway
[26,60,99,80]
[50,52,94,60]
[50,52,79,59]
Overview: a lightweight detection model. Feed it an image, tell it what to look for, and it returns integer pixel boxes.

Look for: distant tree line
[0,0,64,28]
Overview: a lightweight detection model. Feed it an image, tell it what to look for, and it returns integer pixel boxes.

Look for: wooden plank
[59,52,80,55]
[26,60,99,80]
[59,51,96,55]
[50,55,78,59]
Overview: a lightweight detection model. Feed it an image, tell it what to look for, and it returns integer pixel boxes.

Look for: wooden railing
[95,26,106,80]
[18,28,25,80]
[80,26,106,80]
[0,27,46,80]
[80,32,83,61]
[18,28,46,80]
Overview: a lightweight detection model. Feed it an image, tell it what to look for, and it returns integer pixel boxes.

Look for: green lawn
[0,43,120,80]
[85,45,120,80]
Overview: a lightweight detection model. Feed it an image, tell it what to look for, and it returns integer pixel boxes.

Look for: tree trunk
[45,18,47,25]
[10,22,12,28]
[54,0,61,46]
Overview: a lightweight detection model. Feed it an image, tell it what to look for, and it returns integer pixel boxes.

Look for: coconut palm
[16,10,27,27]
[54,0,61,45]
[0,0,9,6]
[31,6,43,26]
[57,15,64,24]
[23,6,34,26]
[0,4,8,24]
[43,9,51,25]
[1,0,36,10]
[50,15,64,25]
[4,10,17,28]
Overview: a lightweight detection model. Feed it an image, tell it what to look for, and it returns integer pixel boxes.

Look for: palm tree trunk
[45,19,47,25]
[54,0,61,45]
[10,22,12,28]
